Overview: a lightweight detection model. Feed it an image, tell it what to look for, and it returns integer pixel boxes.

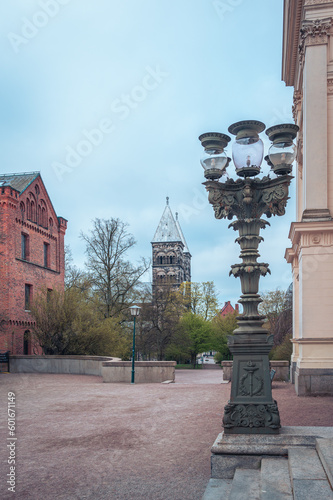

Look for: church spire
[151,198,182,243]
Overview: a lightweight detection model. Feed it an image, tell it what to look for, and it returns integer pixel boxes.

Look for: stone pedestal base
[295,367,333,396]
[211,427,333,479]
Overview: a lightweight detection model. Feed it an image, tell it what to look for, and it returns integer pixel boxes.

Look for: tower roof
[152,197,185,245]
[175,212,191,255]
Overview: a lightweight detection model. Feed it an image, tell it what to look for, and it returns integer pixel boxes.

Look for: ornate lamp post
[129,305,141,384]
[199,121,298,434]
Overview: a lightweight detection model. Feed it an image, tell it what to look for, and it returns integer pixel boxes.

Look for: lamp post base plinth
[223,345,281,435]
[223,400,280,435]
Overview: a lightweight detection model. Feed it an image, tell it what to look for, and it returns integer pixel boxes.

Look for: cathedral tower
[151,198,191,293]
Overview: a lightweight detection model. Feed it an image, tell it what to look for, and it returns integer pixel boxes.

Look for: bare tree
[64,245,90,292]
[259,286,292,346]
[80,218,150,318]
[134,283,186,360]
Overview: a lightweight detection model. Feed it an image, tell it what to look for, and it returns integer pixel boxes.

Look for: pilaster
[301,18,332,219]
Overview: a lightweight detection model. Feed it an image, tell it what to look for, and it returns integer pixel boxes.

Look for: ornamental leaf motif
[223,401,280,429]
[261,185,286,204]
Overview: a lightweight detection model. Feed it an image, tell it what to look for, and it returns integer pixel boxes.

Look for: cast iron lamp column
[129,305,141,384]
[199,121,299,434]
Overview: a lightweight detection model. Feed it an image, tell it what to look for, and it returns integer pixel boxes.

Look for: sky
[1,0,295,308]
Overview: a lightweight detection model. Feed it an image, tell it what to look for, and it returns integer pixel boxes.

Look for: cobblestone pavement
[0,371,332,500]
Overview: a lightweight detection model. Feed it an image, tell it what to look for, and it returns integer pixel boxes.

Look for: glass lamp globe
[228,121,265,177]
[198,132,231,180]
[200,148,228,179]
[268,142,296,173]
[265,124,299,175]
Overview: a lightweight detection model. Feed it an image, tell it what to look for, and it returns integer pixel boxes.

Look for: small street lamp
[129,305,141,384]
[199,120,298,434]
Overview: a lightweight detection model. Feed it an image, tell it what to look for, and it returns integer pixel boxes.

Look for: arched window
[27,192,37,222]
[38,199,48,228]
[37,205,42,225]
[42,208,46,227]
[30,201,36,223]
[156,253,165,265]
[26,199,31,220]
[20,201,25,220]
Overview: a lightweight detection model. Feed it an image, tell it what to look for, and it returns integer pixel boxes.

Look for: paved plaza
[1,370,333,499]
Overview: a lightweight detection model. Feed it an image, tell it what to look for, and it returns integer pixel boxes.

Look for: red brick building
[0,172,67,354]
[220,301,239,317]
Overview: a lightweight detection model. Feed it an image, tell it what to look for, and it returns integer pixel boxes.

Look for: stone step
[288,447,333,499]
[261,457,293,500]
[202,478,233,500]
[229,468,261,500]
[316,437,333,489]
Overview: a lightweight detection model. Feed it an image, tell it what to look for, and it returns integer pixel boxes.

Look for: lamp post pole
[131,316,136,384]
[129,305,141,385]
[199,121,298,435]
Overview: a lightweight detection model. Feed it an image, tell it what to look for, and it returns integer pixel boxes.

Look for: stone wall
[222,360,290,382]
[102,361,176,383]
[9,355,117,376]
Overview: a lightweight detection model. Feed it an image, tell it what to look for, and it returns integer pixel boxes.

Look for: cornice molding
[288,220,333,245]
[285,246,297,264]
[282,0,304,87]
[305,0,333,5]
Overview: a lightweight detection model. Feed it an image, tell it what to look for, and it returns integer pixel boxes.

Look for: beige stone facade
[283,0,333,395]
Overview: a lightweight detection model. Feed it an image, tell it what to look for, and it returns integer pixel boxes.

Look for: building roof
[151,197,184,244]
[0,172,40,194]
[175,212,191,255]
[220,301,239,317]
